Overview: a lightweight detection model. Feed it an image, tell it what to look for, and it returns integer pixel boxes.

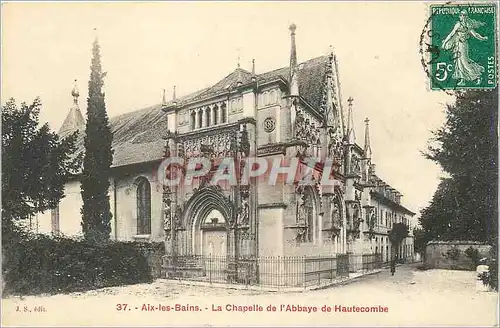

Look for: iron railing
[162,253,381,288]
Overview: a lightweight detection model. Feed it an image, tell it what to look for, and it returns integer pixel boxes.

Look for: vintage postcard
[1,1,498,327]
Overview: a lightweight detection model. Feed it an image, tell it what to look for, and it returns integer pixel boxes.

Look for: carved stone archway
[182,186,234,255]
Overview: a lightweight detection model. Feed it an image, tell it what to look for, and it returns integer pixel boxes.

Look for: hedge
[2,232,163,296]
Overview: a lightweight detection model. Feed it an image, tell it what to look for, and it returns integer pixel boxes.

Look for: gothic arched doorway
[199,209,227,257]
[183,187,233,256]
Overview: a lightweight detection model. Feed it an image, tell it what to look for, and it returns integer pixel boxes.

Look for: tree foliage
[413,227,427,256]
[80,39,114,244]
[389,222,409,246]
[421,89,498,243]
[1,98,80,239]
[421,89,497,289]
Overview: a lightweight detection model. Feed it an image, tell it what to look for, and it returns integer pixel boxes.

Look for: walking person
[390,258,396,276]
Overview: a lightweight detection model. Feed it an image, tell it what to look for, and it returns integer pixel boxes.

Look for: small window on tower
[213,106,219,125]
[197,110,203,128]
[221,104,227,123]
[270,90,276,104]
[205,108,211,127]
[191,111,196,130]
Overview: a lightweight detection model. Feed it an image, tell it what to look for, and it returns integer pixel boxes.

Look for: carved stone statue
[295,110,305,139]
[296,226,307,243]
[315,127,321,145]
[353,204,359,221]
[368,210,376,238]
[327,127,336,157]
[352,204,362,232]
[351,155,360,175]
[332,203,341,228]
[237,198,250,226]
[296,195,307,225]
[327,127,344,162]
[310,123,318,144]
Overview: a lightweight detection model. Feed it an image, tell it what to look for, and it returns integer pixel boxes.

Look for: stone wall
[425,241,492,270]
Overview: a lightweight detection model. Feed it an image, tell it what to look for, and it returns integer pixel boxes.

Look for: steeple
[172,85,177,106]
[71,79,79,104]
[346,97,356,144]
[59,79,85,137]
[289,23,299,97]
[364,117,372,158]
[236,49,243,86]
[236,68,243,86]
[161,88,167,107]
[251,59,256,82]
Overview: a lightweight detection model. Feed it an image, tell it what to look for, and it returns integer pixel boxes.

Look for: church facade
[32,24,415,284]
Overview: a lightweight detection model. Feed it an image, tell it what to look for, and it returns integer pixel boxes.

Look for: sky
[1,1,455,219]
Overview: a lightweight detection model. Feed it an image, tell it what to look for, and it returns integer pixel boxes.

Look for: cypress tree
[80,38,114,244]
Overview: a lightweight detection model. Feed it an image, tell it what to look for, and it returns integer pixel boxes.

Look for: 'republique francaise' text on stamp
[428,3,497,90]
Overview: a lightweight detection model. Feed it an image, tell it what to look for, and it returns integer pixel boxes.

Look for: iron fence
[163,253,381,288]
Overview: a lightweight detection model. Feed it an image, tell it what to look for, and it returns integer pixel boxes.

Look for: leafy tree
[80,38,114,244]
[389,222,409,260]
[413,227,427,259]
[419,178,460,241]
[422,88,497,289]
[1,98,80,241]
[423,89,498,243]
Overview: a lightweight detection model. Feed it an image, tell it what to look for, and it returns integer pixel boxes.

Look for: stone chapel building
[32,24,415,282]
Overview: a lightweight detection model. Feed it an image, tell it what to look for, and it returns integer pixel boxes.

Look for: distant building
[32,24,415,283]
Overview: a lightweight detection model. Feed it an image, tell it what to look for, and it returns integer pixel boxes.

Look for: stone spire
[236,68,243,86]
[364,117,372,158]
[236,49,243,86]
[289,23,299,97]
[161,88,167,107]
[346,97,356,144]
[251,59,256,81]
[172,85,178,106]
[59,79,85,137]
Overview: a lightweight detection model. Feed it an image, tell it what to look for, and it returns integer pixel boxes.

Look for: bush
[2,233,161,296]
[464,246,480,269]
[443,247,460,261]
[443,247,461,269]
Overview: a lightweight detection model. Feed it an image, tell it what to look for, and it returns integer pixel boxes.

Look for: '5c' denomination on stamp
[428,3,497,90]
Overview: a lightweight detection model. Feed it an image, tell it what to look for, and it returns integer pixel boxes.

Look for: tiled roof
[71,55,330,169]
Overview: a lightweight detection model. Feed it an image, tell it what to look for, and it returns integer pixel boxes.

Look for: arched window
[270,90,276,104]
[136,178,151,235]
[213,105,219,125]
[303,189,315,243]
[191,111,196,130]
[205,107,211,127]
[221,104,227,123]
[263,92,269,106]
[197,110,203,129]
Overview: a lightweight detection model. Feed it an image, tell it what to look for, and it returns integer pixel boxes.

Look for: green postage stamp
[427,3,497,90]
